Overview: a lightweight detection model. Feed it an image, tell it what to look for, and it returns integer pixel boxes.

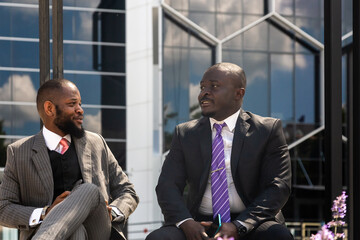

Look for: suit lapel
[231,110,250,178]
[74,133,92,183]
[32,132,54,202]
[198,118,212,190]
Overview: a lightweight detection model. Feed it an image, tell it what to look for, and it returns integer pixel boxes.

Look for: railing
[0,222,348,240]
[286,222,348,240]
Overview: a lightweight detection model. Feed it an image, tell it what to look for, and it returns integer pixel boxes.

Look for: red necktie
[59,138,69,154]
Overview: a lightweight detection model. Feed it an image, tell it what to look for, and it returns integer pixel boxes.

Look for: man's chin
[201,111,214,118]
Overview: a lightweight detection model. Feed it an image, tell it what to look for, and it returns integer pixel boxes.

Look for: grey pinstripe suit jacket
[0,130,139,240]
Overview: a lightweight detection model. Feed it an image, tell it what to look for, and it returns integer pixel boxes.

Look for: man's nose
[76,105,84,114]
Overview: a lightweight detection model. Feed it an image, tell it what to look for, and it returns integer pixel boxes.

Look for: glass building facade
[0,0,127,169]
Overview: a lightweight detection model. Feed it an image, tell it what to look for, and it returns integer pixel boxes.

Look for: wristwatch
[41,205,49,220]
[232,220,247,237]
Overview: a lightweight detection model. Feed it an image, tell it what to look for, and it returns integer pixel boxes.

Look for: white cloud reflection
[0,74,38,128]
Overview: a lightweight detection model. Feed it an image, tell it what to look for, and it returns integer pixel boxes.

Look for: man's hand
[41,191,70,220]
[213,222,239,240]
[105,200,113,221]
[179,219,209,240]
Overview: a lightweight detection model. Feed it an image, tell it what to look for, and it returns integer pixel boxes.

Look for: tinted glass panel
[81,108,125,139]
[163,18,213,150]
[63,10,125,43]
[63,0,125,10]
[0,72,39,102]
[0,41,39,68]
[64,74,125,106]
[0,105,39,136]
[0,138,13,167]
[295,54,315,124]
[107,142,126,168]
[0,5,39,38]
[63,44,125,72]
[270,54,293,121]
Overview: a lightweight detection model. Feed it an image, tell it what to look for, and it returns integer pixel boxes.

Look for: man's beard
[54,106,85,138]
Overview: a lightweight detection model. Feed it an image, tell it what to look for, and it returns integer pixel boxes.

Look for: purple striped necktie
[211,123,231,222]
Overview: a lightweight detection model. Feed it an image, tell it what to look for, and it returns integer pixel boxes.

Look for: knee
[77,183,101,200]
[145,230,161,240]
[145,226,185,240]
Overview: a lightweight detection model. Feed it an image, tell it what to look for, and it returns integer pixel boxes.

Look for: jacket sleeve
[155,126,193,224]
[0,145,37,230]
[99,135,139,222]
[236,119,292,228]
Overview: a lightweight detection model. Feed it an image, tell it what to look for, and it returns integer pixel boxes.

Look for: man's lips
[199,98,213,107]
[74,116,83,124]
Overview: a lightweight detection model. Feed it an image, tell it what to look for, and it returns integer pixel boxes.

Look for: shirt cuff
[238,220,254,231]
[110,205,125,222]
[176,218,194,228]
[29,208,42,227]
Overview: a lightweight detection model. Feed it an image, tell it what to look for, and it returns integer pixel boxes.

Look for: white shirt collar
[209,108,241,132]
[42,126,71,151]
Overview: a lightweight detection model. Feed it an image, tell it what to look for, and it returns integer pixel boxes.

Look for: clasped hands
[39,191,113,221]
[180,219,239,240]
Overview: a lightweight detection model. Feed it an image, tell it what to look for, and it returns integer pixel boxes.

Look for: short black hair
[36,79,73,113]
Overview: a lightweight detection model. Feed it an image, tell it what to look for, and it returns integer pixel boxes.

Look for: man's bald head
[204,62,247,89]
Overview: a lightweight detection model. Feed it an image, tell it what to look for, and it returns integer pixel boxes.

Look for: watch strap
[232,220,247,237]
[41,205,49,219]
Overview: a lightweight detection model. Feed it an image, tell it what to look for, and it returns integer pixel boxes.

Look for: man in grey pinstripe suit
[0,79,139,240]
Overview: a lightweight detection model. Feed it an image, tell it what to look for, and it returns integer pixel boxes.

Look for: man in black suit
[146,63,293,239]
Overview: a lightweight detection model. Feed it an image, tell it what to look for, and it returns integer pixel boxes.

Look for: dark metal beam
[52,0,64,79]
[39,0,50,85]
[324,0,342,221]
[352,0,360,238]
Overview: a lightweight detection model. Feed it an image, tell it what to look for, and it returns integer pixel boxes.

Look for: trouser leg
[68,224,87,240]
[32,183,111,240]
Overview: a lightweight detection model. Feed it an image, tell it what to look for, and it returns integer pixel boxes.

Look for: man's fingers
[59,191,71,198]
[201,231,210,239]
[200,221,212,227]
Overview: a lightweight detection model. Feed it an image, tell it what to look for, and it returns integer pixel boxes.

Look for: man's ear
[235,88,245,100]
[43,101,55,117]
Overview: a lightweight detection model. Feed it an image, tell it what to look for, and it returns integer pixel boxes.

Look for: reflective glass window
[0,105,39,136]
[0,71,39,102]
[0,5,39,38]
[64,74,125,106]
[63,10,125,43]
[276,0,323,43]
[163,17,213,150]
[295,53,316,125]
[81,108,125,139]
[0,138,13,167]
[63,0,125,10]
[107,142,126,168]
[0,41,39,68]
[63,43,125,73]
[270,54,293,121]
[342,0,352,36]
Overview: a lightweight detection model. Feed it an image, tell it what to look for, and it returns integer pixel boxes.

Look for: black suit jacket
[156,109,291,229]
